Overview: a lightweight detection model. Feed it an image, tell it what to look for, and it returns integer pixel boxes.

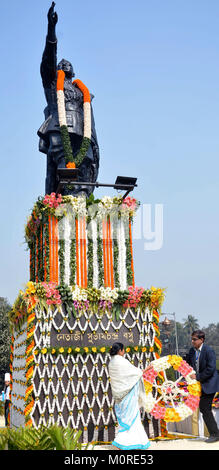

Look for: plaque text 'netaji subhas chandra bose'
[50,328,137,348]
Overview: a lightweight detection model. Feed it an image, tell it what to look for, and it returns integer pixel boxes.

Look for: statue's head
[57,59,75,79]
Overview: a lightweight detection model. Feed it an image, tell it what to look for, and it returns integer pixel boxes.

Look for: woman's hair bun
[110,342,124,356]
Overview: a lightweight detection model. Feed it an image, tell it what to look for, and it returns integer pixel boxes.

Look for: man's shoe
[205,436,219,443]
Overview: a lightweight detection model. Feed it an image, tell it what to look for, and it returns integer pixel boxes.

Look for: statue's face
[58,59,75,78]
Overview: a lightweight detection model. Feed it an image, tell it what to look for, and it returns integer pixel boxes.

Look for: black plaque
[50,308,142,348]
[50,324,139,348]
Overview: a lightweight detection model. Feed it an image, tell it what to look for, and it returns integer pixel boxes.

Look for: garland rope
[24,311,36,426]
[56,71,91,168]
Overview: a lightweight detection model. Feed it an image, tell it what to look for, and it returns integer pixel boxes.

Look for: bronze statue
[38,2,100,196]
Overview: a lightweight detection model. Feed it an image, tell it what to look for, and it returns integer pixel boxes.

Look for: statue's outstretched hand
[48,2,58,27]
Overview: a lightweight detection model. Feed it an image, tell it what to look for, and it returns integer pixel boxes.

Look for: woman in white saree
[108,342,151,450]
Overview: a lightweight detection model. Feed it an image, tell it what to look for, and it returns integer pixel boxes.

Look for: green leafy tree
[204,323,219,359]
[183,315,199,340]
[160,315,200,356]
[0,297,11,391]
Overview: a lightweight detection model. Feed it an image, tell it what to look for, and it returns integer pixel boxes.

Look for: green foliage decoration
[0,425,93,450]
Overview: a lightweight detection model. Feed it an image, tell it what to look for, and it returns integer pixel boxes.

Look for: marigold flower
[187,382,201,397]
[25,282,36,295]
[144,381,153,394]
[168,355,183,370]
[164,408,181,422]
[66,162,76,169]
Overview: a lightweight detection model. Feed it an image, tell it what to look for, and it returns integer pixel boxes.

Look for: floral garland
[213,393,219,408]
[10,296,164,436]
[58,217,65,284]
[69,215,76,285]
[97,220,104,287]
[25,194,139,249]
[9,281,165,331]
[24,311,36,426]
[34,344,156,357]
[26,195,140,289]
[8,335,14,426]
[143,355,201,422]
[56,71,91,168]
[112,220,119,288]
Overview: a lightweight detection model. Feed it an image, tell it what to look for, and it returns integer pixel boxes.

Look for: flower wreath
[143,355,201,422]
[56,70,91,168]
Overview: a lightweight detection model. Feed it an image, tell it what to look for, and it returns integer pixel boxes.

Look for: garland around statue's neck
[56,70,91,168]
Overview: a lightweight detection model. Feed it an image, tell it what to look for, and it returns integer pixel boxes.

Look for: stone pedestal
[9,194,165,441]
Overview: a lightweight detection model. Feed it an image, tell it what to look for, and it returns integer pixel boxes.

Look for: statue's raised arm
[40,2,58,88]
[47,2,58,42]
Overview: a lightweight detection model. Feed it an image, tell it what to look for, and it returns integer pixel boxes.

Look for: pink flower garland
[143,367,158,384]
[184,395,200,412]
[150,403,166,420]
[122,196,137,212]
[42,282,62,305]
[177,360,193,377]
[43,193,63,209]
[123,286,144,309]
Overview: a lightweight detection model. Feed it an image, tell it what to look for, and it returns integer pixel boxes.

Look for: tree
[0,297,11,391]
[183,315,199,336]
[160,320,193,356]
[159,316,219,359]
[203,323,219,359]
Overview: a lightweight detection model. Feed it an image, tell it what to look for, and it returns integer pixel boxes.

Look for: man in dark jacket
[187,330,219,442]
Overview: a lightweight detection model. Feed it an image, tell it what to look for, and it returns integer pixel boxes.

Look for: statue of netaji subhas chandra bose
[37,2,100,197]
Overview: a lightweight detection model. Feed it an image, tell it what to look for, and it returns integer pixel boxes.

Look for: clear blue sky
[0,0,219,327]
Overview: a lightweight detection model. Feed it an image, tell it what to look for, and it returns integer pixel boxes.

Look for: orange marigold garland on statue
[56,71,91,168]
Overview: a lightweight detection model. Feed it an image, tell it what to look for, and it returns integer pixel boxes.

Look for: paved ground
[1,415,219,450]
[95,436,219,451]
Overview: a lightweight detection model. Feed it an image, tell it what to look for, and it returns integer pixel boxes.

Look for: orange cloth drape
[102,217,114,288]
[49,215,59,284]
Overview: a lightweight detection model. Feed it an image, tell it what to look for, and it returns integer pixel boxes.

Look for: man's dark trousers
[199,392,219,436]
[187,343,219,437]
